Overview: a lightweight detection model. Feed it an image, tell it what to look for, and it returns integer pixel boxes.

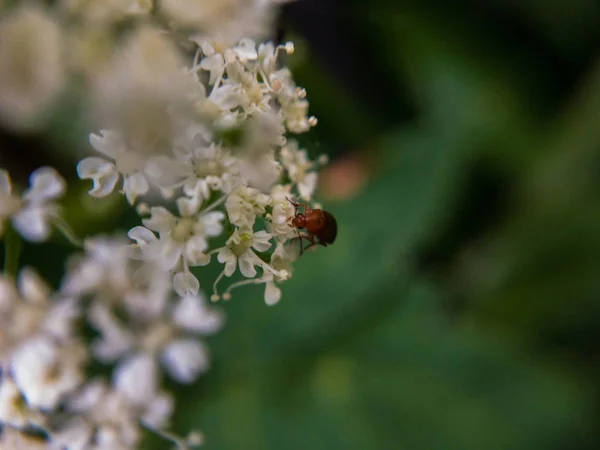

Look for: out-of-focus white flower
[90,290,223,384]
[84,28,201,203]
[0,6,65,129]
[164,0,281,47]
[59,0,152,25]
[13,167,67,242]
[77,130,149,204]
[10,336,86,410]
[62,236,172,321]
[92,26,191,138]
[0,427,48,450]
[0,167,66,242]
[0,269,78,365]
[52,379,147,450]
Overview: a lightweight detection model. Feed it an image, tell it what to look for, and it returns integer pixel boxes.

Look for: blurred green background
[4,0,600,448]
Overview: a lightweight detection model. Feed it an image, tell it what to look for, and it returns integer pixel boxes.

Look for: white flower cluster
[0,0,327,448]
[78,32,324,304]
[0,234,222,449]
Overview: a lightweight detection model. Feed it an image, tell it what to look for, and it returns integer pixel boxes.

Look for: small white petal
[299,172,318,200]
[142,207,176,232]
[160,242,183,270]
[202,211,225,237]
[23,167,65,202]
[177,195,200,217]
[128,226,157,245]
[77,157,119,197]
[123,172,149,204]
[265,280,281,306]
[142,391,174,428]
[162,339,209,383]
[199,54,224,85]
[185,236,209,265]
[233,38,258,61]
[173,271,200,297]
[113,354,158,406]
[89,130,125,159]
[238,251,257,278]
[172,293,224,334]
[12,207,51,242]
[217,247,237,276]
[252,231,272,252]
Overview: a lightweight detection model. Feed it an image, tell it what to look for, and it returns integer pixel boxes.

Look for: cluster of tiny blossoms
[0,1,326,449]
[79,30,323,304]
[0,169,220,449]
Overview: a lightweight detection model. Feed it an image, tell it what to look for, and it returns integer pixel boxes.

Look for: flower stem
[52,217,83,248]
[3,226,21,278]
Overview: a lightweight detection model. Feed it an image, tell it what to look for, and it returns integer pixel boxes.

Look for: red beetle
[287,198,337,255]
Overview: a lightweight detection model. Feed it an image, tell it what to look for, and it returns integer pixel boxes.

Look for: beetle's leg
[295,227,304,255]
[304,237,326,253]
[290,231,314,255]
[300,234,316,256]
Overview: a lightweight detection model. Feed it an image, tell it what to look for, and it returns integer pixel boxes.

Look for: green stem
[52,217,83,248]
[3,226,21,278]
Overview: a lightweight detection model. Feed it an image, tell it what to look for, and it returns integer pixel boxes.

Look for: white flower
[58,0,151,25]
[112,353,158,406]
[268,185,296,240]
[53,380,145,450]
[14,167,66,241]
[161,338,209,383]
[149,142,240,198]
[61,236,131,296]
[0,269,78,364]
[77,130,149,203]
[0,6,65,129]
[166,0,281,47]
[90,290,223,384]
[217,228,272,278]
[172,292,224,334]
[10,336,86,410]
[0,167,66,242]
[280,140,319,200]
[225,186,271,229]
[89,301,135,362]
[135,198,225,295]
[62,237,171,320]
[261,241,295,305]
